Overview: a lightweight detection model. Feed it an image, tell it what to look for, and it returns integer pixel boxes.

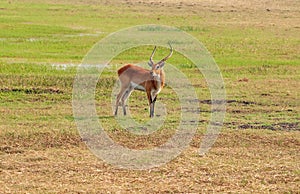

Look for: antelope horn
[158,43,173,64]
[149,46,157,65]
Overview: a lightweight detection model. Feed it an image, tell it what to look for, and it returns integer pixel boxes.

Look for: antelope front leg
[147,91,154,118]
[150,102,154,117]
[151,96,157,118]
[149,96,157,118]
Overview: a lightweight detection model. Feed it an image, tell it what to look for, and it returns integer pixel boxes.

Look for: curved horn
[149,46,157,65]
[158,43,173,64]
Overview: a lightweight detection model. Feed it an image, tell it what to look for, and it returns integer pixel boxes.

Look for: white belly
[131,81,146,91]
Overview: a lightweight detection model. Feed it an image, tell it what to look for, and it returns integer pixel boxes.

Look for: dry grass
[1,130,299,193]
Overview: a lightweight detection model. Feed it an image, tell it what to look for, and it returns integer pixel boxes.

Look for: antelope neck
[152,70,164,90]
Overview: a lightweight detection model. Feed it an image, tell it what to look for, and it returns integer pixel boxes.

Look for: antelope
[114,44,173,118]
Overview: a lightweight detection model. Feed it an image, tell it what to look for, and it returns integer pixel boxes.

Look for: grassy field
[1,0,299,193]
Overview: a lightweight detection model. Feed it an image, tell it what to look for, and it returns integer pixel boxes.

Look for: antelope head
[148,43,173,78]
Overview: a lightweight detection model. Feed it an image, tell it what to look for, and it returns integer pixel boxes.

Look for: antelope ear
[148,61,153,67]
[158,61,165,68]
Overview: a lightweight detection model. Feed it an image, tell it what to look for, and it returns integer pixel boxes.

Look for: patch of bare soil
[122,0,300,12]
[238,122,299,131]
[0,87,63,94]
[22,0,300,13]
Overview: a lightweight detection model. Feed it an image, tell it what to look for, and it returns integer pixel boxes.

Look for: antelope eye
[156,65,160,69]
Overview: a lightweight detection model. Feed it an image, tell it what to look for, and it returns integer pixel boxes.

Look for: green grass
[0,1,299,65]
